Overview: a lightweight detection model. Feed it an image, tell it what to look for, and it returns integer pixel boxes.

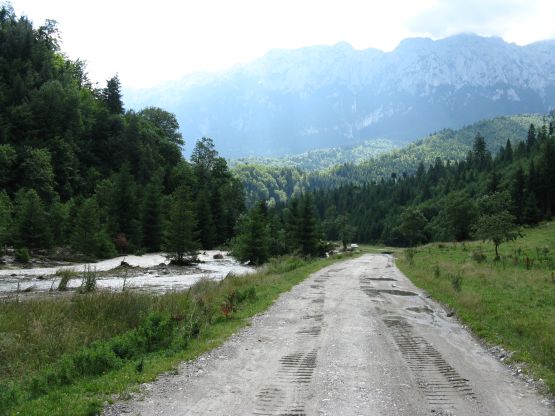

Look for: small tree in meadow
[472,192,520,260]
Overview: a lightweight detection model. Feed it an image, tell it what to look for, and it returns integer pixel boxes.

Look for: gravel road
[103,254,553,416]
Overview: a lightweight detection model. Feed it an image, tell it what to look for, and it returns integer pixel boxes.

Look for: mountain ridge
[125,34,555,158]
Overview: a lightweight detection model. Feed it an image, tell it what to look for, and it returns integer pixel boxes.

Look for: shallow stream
[0,251,254,297]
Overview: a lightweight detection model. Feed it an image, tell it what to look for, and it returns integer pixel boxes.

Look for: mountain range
[125,34,555,158]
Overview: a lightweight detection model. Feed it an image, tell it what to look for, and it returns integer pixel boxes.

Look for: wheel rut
[383,317,484,414]
[102,255,552,416]
[253,275,326,416]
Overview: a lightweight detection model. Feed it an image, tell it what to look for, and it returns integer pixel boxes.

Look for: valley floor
[103,254,552,416]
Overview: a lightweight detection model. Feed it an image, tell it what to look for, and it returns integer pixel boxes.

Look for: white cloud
[8,0,555,89]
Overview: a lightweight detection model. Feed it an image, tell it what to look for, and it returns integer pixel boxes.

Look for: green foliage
[56,269,77,291]
[78,266,97,293]
[14,247,30,263]
[297,194,321,256]
[232,202,270,265]
[395,207,428,247]
[12,189,51,250]
[0,7,244,257]
[141,174,164,252]
[165,185,197,264]
[472,192,520,259]
[71,197,116,258]
[0,191,12,250]
[232,114,545,205]
[397,223,555,395]
[0,251,352,414]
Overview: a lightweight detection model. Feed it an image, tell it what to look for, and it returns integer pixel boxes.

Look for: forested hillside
[232,114,549,206]
[230,138,396,171]
[233,116,555,251]
[0,6,243,260]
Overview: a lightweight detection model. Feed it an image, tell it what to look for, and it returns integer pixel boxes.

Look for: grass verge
[0,252,358,415]
[396,222,555,395]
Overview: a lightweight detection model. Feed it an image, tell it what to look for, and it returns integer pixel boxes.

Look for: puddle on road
[362,288,418,297]
[361,277,397,282]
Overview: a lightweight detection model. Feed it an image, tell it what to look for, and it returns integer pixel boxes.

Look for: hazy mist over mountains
[125,34,555,158]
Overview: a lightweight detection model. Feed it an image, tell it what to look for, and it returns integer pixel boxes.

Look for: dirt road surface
[103,254,553,416]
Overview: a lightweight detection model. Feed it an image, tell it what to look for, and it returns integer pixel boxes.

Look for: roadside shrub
[72,342,122,377]
[433,264,441,278]
[450,273,463,292]
[266,256,305,274]
[79,266,97,293]
[0,382,19,416]
[56,268,77,291]
[14,248,30,263]
[137,312,175,352]
[471,248,486,263]
[405,248,416,265]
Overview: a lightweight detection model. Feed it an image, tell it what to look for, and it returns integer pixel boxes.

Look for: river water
[0,251,254,297]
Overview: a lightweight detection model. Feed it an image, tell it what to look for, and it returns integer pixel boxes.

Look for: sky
[8,0,555,90]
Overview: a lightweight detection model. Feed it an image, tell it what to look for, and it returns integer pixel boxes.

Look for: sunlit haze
[8,0,555,89]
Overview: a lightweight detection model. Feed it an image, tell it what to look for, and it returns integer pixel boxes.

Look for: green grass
[396,222,555,395]
[0,252,358,415]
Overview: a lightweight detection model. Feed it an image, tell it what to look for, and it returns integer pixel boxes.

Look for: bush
[78,266,97,293]
[14,248,30,263]
[405,248,416,265]
[137,312,176,352]
[55,268,77,291]
[471,248,487,263]
[72,343,122,377]
[450,273,463,292]
[0,382,19,416]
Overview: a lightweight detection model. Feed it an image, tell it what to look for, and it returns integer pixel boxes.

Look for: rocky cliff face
[126,34,555,158]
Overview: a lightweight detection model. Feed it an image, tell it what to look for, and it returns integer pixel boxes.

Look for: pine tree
[504,139,513,163]
[297,194,320,256]
[142,174,164,252]
[195,189,216,249]
[12,189,52,250]
[527,124,537,153]
[111,163,139,249]
[232,202,270,264]
[522,192,542,225]
[511,166,526,223]
[0,191,12,251]
[166,185,197,264]
[102,74,124,114]
[71,197,116,258]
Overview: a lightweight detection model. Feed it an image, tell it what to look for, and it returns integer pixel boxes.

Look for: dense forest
[233,121,555,252]
[0,6,244,261]
[232,114,549,207]
[2,4,555,265]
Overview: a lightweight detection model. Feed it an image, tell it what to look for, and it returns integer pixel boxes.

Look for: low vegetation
[397,222,555,395]
[0,252,357,415]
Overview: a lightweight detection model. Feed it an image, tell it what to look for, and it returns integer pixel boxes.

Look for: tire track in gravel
[103,255,553,416]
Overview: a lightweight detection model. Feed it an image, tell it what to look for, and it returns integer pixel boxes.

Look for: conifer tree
[12,189,52,250]
[0,191,12,251]
[103,74,124,115]
[166,185,197,264]
[71,197,116,258]
[142,173,164,252]
[298,194,320,256]
[232,202,270,265]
